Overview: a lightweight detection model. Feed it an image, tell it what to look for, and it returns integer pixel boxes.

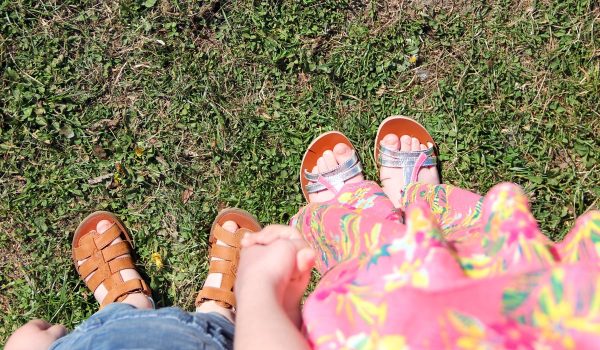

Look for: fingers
[260,225,302,240]
[241,225,302,247]
[240,230,278,247]
[5,320,67,350]
[240,224,314,273]
[296,247,316,273]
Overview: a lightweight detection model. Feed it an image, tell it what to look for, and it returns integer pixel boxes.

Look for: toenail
[333,143,349,154]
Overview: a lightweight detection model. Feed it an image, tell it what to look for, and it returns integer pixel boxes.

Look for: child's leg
[555,210,600,263]
[292,181,402,274]
[401,182,484,239]
[302,201,467,350]
[45,304,235,350]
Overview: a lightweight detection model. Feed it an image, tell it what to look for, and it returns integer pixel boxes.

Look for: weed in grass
[1,0,598,343]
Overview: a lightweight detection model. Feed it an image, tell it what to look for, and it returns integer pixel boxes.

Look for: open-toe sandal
[195,208,261,309]
[299,131,363,202]
[72,211,151,309]
[374,116,439,191]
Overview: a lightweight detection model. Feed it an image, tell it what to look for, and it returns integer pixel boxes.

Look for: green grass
[1,0,599,343]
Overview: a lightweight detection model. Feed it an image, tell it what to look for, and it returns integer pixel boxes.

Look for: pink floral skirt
[291,181,600,349]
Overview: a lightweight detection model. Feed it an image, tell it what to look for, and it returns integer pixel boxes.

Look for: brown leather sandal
[195,208,261,309]
[72,211,151,309]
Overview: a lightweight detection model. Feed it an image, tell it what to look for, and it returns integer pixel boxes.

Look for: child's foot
[76,220,152,309]
[196,220,238,321]
[308,143,364,203]
[195,208,261,320]
[379,134,440,207]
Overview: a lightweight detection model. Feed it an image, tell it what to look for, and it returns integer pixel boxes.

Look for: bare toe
[322,150,338,169]
[309,143,364,203]
[417,142,440,184]
[96,220,112,234]
[333,143,363,185]
[400,135,411,151]
[222,220,238,233]
[381,134,400,150]
[380,134,405,208]
[411,137,420,151]
[380,134,440,209]
[317,157,327,173]
[308,165,325,203]
[333,143,353,161]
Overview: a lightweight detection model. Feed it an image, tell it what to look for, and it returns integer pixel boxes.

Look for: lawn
[1,0,598,343]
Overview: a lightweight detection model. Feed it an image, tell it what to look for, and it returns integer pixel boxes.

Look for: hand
[5,319,67,350]
[236,225,315,326]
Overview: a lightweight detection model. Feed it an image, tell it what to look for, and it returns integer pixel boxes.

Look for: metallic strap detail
[378,144,437,185]
[304,153,362,194]
[378,144,436,167]
[379,157,437,168]
[379,144,435,159]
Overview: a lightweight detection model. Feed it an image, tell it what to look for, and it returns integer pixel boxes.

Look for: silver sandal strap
[378,144,436,167]
[379,157,437,168]
[379,144,435,159]
[378,144,437,185]
[304,153,362,194]
[304,152,359,182]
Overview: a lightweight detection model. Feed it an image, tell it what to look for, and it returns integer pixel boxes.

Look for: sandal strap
[73,223,150,307]
[195,225,240,309]
[78,241,130,279]
[196,286,236,308]
[196,209,261,309]
[73,225,121,261]
[378,144,436,185]
[102,279,149,308]
[303,152,359,181]
[210,244,237,262]
[213,224,243,248]
[303,152,362,194]
[378,144,436,166]
[86,256,135,292]
[208,259,236,276]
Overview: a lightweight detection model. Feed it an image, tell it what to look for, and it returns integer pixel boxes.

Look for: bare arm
[234,226,315,350]
[235,284,310,350]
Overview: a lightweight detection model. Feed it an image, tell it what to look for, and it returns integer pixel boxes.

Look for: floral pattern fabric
[292,181,600,349]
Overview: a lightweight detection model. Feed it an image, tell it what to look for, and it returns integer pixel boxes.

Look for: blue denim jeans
[49,303,234,350]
